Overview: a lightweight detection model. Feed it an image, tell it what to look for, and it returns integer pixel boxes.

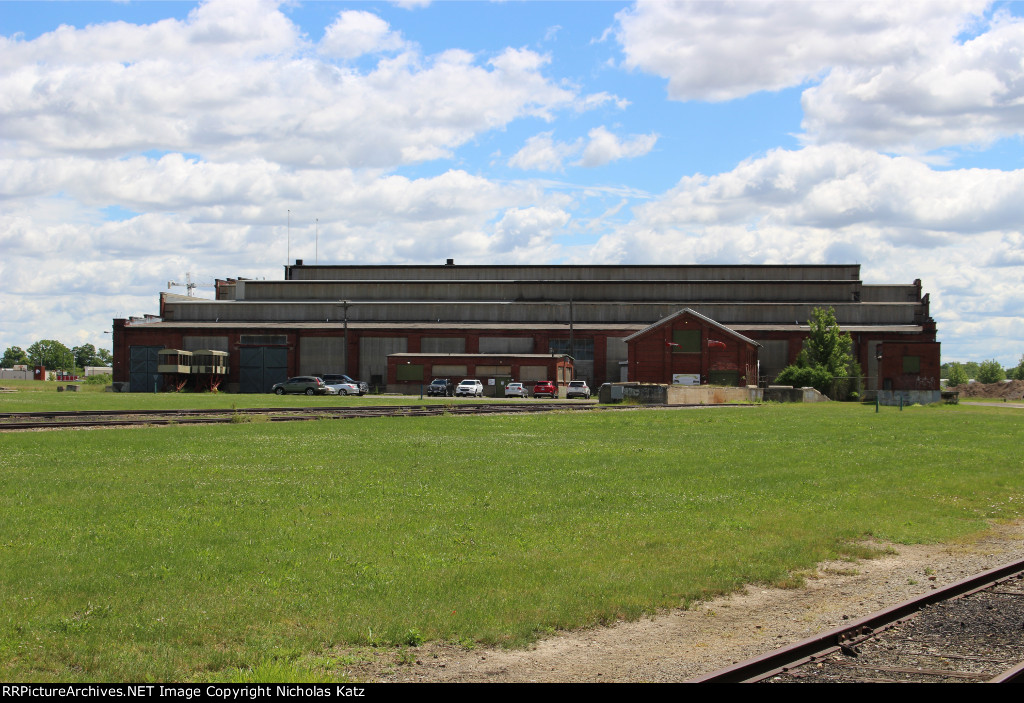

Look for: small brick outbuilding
[386,352,574,396]
[624,308,760,386]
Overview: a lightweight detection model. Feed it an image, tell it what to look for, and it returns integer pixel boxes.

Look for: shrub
[945,363,968,387]
[774,364,834,395]
[977,359,1006,384]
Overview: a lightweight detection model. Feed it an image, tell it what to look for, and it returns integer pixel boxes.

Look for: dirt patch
[948,380,1024,400]
[342,521,1024,683]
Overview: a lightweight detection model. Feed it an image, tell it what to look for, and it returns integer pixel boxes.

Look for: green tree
[945,362,969,387]
[96,348,113,366]
[775,307,861,399]
[976,358,1006,384]
[1011,355,1024,381]
[72,343,98,369]
[26,339,75,372]
[2,346,29,367]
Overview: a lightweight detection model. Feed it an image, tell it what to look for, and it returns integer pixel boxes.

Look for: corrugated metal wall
[360,337,407,387]
[421,337,466,353]
[299,337,347,376]
[478,337,534,353]
[182,336,229,352]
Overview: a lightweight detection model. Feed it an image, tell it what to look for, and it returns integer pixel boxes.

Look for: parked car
[504,382,529,398]
[324,380,361,396]
[532,380,558,398]
[456,379,484,397]
[566,380,591,399]
[427,378,456,397]
[320,374,368,395]
[272,376,329,395]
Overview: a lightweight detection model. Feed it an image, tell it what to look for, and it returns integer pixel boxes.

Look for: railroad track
[0,400,651,431]
[691,558,1024,683]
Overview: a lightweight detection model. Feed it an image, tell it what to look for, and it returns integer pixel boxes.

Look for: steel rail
[0,401,611,430]
[689,557,1024,683]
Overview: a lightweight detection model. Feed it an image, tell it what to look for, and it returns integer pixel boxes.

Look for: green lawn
[0,379,520,413]
[0,401,1021,681]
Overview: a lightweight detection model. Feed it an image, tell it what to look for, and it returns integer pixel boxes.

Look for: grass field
[0,397,1021,682]
[0,379,519,413]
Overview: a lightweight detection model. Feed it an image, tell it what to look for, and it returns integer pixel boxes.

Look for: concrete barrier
[600,383,764,405]
[667,385,763,404]
[762,386,830,403]
[876,390,942,406]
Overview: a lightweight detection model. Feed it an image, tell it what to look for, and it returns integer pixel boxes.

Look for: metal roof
[623,308,762,347]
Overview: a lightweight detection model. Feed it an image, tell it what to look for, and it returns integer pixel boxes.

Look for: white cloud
[614,1,1024,154]
[509,126,657,171]
[0,3,577,169]
[319,10,408,59]
[577,126,657,167]
[508,132,581,172]
[613,1,985,102]
[801,10,1024,152]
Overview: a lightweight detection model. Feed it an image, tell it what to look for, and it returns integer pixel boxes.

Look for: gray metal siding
[165,300,923,325]
[299,337,347,376]
[421,337,466,353]
[359,336,407,388]
[286,264,861,282]
[182,336,228,352]
[478,337,534,353]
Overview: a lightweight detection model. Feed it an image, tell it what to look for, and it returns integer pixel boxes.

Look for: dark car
[320,373,368,395]
[532,381,558,398]
[271,376,329,395]
[427,378,455,396]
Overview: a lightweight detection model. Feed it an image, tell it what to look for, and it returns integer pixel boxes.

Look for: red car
[532,381,558,398]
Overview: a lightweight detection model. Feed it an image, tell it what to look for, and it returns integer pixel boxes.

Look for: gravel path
[347,520,1024,683]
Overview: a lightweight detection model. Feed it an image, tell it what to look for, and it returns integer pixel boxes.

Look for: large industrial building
[112,262,940,395]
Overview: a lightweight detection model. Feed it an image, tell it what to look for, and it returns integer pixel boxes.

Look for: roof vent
[445,258,454,266]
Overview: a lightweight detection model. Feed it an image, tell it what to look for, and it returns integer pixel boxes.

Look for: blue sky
[1,0,1023,367]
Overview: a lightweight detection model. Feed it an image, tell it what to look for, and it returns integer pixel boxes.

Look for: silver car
[504,382,529,398]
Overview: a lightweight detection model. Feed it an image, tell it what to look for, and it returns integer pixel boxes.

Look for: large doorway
[239,346,288,393]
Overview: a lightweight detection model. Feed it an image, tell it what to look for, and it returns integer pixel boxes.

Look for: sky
[1,0,1023,367]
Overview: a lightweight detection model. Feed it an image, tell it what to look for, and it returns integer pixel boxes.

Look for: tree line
[2,341,112,373]
[942,357,1024,385]
[769,307,1024,397]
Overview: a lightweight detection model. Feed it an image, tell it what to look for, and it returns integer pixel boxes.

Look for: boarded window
[396,364,424,381]
[421,337,465,353]
[480,337,533,354]
[183,336,229,352]
[431,364,467,376]
[672,329,700,353]
[519,365,547,381]
[902,356,921,373]
[476,365,511,376]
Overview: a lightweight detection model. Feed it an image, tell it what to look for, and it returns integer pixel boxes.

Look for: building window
[549,338,594,360]
[396,364,424,381]
[240,334,287,346]
[672,329,700,353]
[902,356,921,373]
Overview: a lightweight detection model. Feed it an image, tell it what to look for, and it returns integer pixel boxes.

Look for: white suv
[566,380,591,399]
[456,379,484,397]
